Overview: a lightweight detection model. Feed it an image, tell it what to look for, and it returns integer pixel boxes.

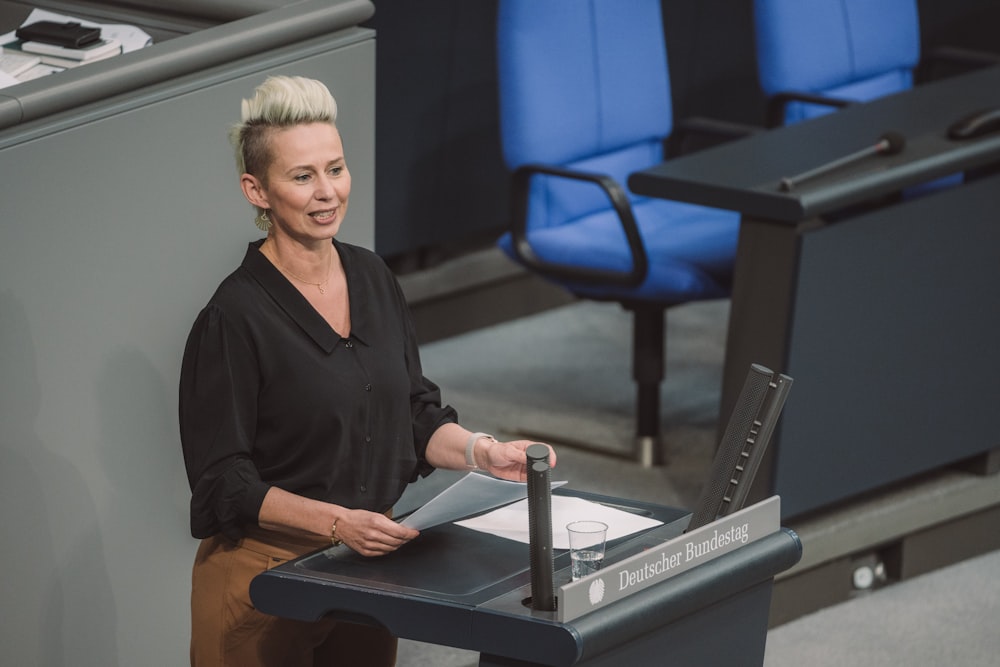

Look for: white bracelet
[465,432,496,470]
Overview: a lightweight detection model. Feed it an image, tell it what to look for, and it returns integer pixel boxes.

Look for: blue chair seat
[498,199,737,303]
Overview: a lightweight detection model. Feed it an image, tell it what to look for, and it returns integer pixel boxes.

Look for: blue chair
[496,0,741,466]
[755,0,1000,128]
[755,0,922,127]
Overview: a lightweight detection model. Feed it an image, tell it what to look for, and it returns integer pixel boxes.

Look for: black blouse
[179,239,457,540]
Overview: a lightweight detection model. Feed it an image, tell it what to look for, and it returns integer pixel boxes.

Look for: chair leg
[631,305,666,467]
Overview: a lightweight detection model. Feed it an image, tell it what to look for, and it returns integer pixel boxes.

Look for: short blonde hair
[229,76,339,180]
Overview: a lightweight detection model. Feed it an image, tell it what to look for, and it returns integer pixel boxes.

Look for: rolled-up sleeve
[179,304,270,539]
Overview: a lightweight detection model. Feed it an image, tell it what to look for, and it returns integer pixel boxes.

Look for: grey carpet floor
[393,299,999,666]
[763,548,1000,667]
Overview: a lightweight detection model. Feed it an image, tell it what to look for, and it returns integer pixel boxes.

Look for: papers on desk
[13,9,152,53]
[400,473,664,548]
[21,37,123,63]
[400,472,567,531]
[0,69,19,88]
[0,8,152,87]
[456,495,664,549]
[0,47,40,76]
[0,46,48,88]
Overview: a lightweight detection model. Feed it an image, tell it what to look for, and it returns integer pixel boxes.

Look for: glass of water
[567,520,608,581]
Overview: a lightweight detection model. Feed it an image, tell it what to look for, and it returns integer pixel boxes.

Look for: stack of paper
[20,38,123,68]
[399,472,664,549]
[0,46,49,88]
[0,47,40,77]
[399,473,567,530]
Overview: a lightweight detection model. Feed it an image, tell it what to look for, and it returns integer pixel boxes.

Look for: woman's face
[253,122,351,244]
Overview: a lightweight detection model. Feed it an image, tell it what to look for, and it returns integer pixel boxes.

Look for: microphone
[526,444,556,611]
[779,131,905,192]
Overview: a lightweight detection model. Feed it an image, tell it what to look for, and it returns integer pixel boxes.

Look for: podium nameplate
[557,496,781,622]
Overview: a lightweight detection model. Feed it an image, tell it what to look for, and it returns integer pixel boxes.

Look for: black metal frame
[508,163,649,288]
[508,162,666,464]
[765,91,853,129]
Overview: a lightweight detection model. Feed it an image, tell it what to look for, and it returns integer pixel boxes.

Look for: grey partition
[0,1,374,664]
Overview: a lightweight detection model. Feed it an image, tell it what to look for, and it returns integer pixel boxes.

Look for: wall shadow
[0,291,118,665]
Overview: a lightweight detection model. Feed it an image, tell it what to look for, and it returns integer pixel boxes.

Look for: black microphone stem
[780,132,904,192]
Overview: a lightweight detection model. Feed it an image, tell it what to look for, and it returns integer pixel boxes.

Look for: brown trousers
[190,527,398,667]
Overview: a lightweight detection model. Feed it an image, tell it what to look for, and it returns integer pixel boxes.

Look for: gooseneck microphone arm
[779,131,906,192]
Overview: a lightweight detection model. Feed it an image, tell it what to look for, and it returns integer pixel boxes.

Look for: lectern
[251,490,801,666]
[630,65,1000,518]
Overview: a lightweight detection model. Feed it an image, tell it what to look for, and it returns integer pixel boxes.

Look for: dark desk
[251,490,802,666]
[630,65,1000,518]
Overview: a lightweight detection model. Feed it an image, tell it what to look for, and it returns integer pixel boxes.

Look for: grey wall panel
[0,29,374,665]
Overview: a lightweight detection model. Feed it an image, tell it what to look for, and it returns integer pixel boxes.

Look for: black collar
[242,238,369,354]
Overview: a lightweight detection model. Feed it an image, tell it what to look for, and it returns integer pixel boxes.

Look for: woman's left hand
[482,439,557,482]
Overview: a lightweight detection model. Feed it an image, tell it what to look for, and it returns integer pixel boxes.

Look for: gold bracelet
[331,519,342,547]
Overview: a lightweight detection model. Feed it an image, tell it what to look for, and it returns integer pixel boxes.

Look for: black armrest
[509,164,648,288]
[766,91,853,128]
[667,116,763,157]
[917,46,1000,83]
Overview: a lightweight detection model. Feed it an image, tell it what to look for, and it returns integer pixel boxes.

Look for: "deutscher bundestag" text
[618,523,750,591]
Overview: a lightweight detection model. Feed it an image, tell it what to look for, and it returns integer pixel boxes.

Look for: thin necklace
[267,244,333,294]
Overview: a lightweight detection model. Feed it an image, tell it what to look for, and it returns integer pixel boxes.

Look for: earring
[254,209,272,232]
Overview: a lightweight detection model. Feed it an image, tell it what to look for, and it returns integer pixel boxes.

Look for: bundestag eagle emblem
[588,578,606,605]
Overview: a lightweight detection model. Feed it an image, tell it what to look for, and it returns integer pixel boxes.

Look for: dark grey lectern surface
[629,65,1000,518]
[251,490,802,667]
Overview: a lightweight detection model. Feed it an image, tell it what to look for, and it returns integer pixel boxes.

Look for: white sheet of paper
[400,472,567,530]
[0,70,19,89]
[455,495,664,549]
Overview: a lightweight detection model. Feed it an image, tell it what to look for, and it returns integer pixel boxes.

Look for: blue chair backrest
[497,0,672,229]
[755,0,921,124]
